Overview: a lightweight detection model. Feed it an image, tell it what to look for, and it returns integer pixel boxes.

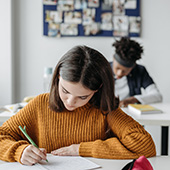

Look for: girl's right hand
[20,145,47,165]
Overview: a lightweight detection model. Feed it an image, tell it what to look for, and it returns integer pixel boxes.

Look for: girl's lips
[65,104,75,110]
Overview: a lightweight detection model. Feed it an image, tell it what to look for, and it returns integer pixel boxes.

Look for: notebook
[128,104,163,114]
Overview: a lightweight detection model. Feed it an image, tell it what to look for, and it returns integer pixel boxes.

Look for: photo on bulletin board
[43,0,141,38]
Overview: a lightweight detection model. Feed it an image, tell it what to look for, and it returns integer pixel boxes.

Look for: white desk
[0,111,15,123]
[88,156,170,170]
[122,103,170,126]
[122,103,170,155]
[0,156,169,170]
[0,103,27,123]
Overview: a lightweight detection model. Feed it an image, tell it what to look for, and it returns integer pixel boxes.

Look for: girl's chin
[65,104,76,111]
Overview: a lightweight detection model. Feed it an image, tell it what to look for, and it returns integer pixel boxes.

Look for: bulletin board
[43,0,141,37]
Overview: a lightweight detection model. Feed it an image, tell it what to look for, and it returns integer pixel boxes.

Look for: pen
[19,125,48,162]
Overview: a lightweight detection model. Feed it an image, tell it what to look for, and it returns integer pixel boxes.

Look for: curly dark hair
[112,37,143,62]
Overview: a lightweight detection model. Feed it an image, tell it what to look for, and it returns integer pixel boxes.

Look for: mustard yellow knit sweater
[0,93,156,163]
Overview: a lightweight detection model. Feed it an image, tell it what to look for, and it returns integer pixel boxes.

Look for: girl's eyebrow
[61,85,92,98]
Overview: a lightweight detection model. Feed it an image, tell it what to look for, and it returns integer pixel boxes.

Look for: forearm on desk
[134,84,163,104]
[79,108,156,159]
[107,108,156,158]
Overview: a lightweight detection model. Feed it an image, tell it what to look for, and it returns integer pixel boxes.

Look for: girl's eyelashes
[62,86,89,100]
[62,88,69,94]
[79,96,88,100]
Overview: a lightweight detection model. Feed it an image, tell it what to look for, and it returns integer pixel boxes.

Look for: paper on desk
[0,155,101,170]
[0,161,44,170]
[0,103,28,116]
[0,111,15,117]
[38,155,101,170]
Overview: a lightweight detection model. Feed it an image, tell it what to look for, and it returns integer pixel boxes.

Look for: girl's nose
[67,96,76,106]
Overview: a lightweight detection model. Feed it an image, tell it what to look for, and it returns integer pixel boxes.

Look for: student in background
[0,45,156,166]
[110,37,162,107]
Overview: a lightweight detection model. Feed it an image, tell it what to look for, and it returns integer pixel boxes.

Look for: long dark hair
[49,45,119,113]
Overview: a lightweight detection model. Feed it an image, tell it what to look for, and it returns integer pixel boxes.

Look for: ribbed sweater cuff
[14,144,30,164]
[79,142,94,157]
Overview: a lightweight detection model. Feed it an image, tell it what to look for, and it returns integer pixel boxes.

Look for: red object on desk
[122,155,153,170]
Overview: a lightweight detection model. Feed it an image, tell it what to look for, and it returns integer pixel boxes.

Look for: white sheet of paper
[38,155,101,170]
[0,155,101,170]
[0,161,45,170]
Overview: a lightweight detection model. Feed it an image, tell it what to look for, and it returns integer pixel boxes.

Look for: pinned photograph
[88,0,99,8]
[129,16,141,33]
[43,0,57,5]
[83,8,96,25]
[75,0,87,9]
[101,12,113,30]
[75,0,84,9]
[124,0,137,9]
[113,0,125,15]
[102,0,113,10]
[48,23,61,37]
[60,23,78,36]
[64,11,82,24]
[45,11,62,23]
[84,22,100,36]
[113,15,129,36]
[57,0,74,11]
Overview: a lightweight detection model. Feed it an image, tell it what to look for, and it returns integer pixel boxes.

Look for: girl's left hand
[51,144,80,156]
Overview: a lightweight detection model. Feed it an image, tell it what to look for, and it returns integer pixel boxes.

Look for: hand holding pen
[19,126,48,166]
